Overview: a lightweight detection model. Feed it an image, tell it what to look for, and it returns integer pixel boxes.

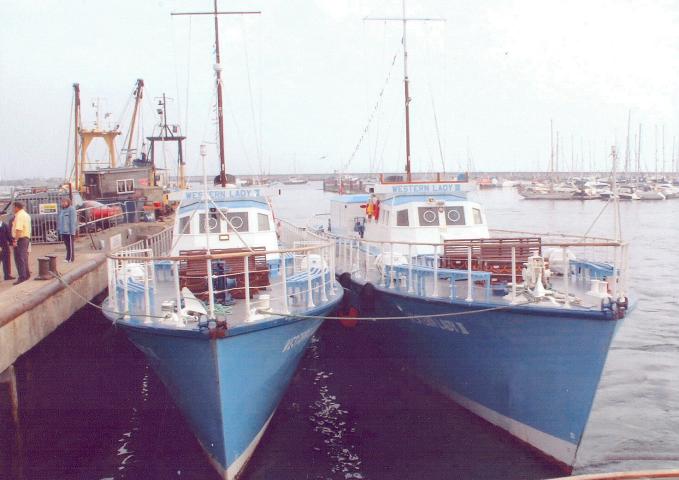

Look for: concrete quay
[0,220,169,479]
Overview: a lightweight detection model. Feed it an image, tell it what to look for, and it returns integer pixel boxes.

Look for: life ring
[339,306,359,328]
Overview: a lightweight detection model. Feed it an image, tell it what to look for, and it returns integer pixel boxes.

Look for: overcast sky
[2,0,679,180]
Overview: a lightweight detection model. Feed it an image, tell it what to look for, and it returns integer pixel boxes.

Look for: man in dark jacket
[0,215,14,280]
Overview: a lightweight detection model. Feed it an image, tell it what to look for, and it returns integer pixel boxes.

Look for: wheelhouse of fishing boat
[329,174,489,255]
[170,188,279,259]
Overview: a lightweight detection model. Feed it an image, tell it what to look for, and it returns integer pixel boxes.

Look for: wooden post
[1,365,24,480]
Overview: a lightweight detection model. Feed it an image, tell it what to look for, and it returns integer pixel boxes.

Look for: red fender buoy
[339,306,359,328]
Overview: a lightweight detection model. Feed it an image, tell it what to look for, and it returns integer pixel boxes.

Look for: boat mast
[213,0,227,187]
[73,83,81,190]
[365,2,444,183]
[125,78,144,166]
[401,1,412,182]
[171,2,260,188]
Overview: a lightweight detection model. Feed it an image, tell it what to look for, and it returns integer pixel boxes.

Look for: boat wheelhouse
[171,190,279,257]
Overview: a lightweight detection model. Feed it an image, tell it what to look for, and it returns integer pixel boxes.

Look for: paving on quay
[0,220,171,375]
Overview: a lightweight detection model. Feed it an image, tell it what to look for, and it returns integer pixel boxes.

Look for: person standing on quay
[11,201,31,285]
[0,215,14,280]
[58,198,77,263]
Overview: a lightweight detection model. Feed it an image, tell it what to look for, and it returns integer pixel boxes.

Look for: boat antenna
[365,0,444,182]
[172,2,260,187]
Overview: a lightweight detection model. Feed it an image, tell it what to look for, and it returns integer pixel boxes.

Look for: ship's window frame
[396,209,409,226]
[178,215,192,235]
[199,212,221,233]
[116,179,134,194]
[444,206,466,226]
[418,207,439,226]
[257,212,270,232]
[226,211,249,233]
[472,208,483,225]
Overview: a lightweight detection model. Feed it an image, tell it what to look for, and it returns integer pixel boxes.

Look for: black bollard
[35,257,51,281]
[46,255,58,275]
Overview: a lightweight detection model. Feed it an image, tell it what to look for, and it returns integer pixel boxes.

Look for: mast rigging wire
[241,17,263,176]
[342,47,400,174]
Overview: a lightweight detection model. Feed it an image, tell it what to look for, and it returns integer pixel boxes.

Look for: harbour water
[11,183,679,479]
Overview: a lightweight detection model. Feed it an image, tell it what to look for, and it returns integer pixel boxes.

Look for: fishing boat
[102,4,343,478]
[324,4,631,472]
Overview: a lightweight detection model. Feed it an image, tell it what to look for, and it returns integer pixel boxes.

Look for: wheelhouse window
[396,209,409,226]
[227,212,249,232]
[418,207,438,226]
[472,208,483,225]
[257,213,270,231]
[116,179,134,194]
[199,213,221,233]
[178,215,191,234]
[444,206,465,226]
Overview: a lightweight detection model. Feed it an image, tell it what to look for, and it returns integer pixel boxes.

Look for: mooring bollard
[35,257,52,280]
[46,255,58,275]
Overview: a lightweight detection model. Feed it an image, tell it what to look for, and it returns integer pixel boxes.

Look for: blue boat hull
[342,279,622,471]
[109,298,339,479]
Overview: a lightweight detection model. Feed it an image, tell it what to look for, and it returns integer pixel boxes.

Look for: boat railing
[329,230,629,308]
[106,230,338,326]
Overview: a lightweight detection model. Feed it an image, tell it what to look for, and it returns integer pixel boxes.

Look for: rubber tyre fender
[359,282,376,315]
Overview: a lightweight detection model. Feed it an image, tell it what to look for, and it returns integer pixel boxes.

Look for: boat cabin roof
[178,197,270,213]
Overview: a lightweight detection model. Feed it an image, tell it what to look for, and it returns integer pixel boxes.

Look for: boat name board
[169,188,274,202]
[373,183,464,195]
[282,327,316,353]
[410,317,470,335]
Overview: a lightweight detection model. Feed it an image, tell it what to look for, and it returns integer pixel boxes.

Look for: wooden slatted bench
[178,247,270,301]
[478,237,541,283]
[442,237,542,284]
[287,266,327,304]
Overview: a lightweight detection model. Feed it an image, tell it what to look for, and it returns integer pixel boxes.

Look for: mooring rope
[49,271,537,324]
